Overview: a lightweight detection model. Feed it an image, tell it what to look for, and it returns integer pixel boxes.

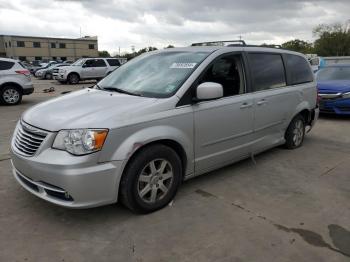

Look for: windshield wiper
[96,84,141,96]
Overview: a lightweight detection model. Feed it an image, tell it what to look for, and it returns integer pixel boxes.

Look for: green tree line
[281,21,350,55]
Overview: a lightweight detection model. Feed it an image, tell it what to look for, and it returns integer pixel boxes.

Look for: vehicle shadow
[319,113,350,120]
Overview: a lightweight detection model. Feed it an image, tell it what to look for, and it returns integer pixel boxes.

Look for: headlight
[342,92,350,98]
[53,129,108,155]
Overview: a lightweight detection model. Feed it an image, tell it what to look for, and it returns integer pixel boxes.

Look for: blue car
[316,64,350,115]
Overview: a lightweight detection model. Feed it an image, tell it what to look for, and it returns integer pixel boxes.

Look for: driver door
[193,53,255,174]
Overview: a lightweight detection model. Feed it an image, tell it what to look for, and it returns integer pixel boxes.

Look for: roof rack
[191,40,246,47]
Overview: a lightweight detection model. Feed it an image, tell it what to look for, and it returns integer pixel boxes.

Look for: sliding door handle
[257,99,267,106]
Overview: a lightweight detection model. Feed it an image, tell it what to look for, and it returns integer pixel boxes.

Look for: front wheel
[285,115,305,149]
[68,73,79,84]
[120,144,182,213]
[45,73,52,80]
[0,86,22,105]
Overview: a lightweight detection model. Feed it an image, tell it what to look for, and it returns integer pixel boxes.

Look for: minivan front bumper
[11,144,124,208]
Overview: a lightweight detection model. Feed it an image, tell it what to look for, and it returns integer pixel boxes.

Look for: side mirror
[82,64,87,68]
[195,82,223,101]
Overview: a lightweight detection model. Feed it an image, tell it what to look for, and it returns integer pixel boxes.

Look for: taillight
[15,70,30,76]
[316,87,321,105]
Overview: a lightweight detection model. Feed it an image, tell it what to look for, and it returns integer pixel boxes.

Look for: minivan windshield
[316,66,350,81]
[97,51,210,98]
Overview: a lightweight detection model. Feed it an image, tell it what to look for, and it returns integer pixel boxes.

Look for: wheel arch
[108,125,193,181]
[290,101,313,126]
[67,71,80,80]
[0,82,23,93]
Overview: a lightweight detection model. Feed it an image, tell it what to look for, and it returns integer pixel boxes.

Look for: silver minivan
[10,42,319,213]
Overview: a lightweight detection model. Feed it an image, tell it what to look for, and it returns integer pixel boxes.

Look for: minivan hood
[22,89,159,131]
[317,80,350,94]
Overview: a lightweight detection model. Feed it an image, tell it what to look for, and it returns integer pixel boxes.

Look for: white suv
[0,58,33,105]
[54,58,121,84]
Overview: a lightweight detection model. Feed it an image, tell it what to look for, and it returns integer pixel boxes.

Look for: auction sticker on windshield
[170,63,197,69]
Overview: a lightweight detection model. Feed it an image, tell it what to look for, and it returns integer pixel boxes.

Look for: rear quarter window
[285,54,313,85]
[248,53,286,91]
[0,61,15,70]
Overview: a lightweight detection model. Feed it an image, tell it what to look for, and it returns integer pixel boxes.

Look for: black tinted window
[59,43,66,48]
[93,59,107,67]
[285,54,313,85]
[0,61,15,70]
[33,42,41,48]
[84,59,106,67]
[17,41,25,47]
[248,53,286,91]
[107,59,121,66]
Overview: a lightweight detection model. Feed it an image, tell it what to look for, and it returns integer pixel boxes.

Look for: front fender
[113,125,192,159]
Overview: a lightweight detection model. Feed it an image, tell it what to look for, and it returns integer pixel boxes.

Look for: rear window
[248,53,286,91]
[18,62,26,68]
[285,54,313,85]
[0,61,15,70]
[107,59,121,67]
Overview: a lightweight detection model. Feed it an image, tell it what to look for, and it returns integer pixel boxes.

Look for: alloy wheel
[3,88,20,104]
[137,159,174,204]
[292,119,304,146]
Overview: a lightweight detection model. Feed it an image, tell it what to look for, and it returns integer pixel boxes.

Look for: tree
[118,46,158,60]
[313,22,350,56]
[98,50,111,57]
[281,39,313,54]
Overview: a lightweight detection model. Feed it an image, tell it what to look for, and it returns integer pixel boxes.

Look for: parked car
[33,61,58,76]
[0,58,33,105]
[54,58,121,84]
[35,63,69,80]
[316,64,350,115]
[10,43,318,213]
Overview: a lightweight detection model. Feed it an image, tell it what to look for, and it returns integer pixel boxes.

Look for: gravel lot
[0,78,350,262]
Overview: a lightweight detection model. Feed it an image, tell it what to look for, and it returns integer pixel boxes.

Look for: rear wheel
[68,73,79,84]
[0,86,22,105]
[120,144,182,213]
[285,115,305,149]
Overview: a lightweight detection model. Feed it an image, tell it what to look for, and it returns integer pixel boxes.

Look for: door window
[85,59,107,67]
[199,54,245,97]
[248,53,286,91]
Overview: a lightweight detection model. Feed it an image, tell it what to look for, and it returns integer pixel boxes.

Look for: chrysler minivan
[10,42,319,213]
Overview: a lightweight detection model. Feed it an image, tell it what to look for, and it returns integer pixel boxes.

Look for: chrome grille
[14,122,47,156]
[53,68,59,73]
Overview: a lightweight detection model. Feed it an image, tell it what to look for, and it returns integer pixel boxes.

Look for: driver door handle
[240,102,253,109]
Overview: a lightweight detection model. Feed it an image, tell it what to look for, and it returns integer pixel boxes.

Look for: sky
[0,0,349,55]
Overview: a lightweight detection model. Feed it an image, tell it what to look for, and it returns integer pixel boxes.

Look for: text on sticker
[170,63,197,69]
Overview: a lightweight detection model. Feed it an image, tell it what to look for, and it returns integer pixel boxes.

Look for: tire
[68,73,79,84]
[120,144,182,213]
[285,114,305,149]
[45,73,52,80]
[0,86,22,105]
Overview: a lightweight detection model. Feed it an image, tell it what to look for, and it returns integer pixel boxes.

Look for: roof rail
[191,40,246,47]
